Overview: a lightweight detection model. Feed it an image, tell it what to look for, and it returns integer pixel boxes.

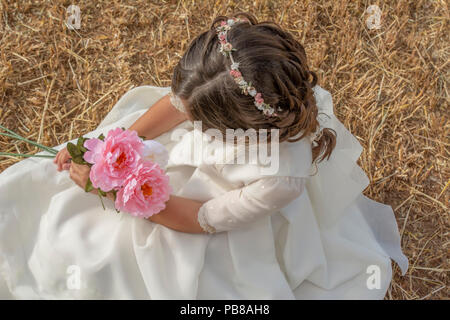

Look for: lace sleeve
[168,91,186,113]
[196,176,305,233]
[197,207,216,234]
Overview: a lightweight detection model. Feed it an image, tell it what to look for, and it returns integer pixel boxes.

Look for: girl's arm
[103,193,205,234]
[128,95,206,233]
[54,94,188,170]
[128,94,188,140]
[128,95,207,233]
[147,196,205,234]
[102,191,205,233]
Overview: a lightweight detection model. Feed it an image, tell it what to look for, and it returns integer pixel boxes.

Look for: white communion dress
[0,85,408,299]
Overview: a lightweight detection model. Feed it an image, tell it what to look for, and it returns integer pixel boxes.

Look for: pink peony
[115,160,171,218]
[83,128,145,191]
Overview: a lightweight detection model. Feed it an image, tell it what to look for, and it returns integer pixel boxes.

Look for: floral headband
[216,18,279,117]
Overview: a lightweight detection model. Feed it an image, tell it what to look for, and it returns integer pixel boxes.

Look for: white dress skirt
[0,85,408,299]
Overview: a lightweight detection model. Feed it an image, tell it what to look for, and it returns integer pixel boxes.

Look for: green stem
[0,152,55,159]
[98,191,106,210]
[0,124,22,137]
[0,132,58,155]
[0,124,58,154]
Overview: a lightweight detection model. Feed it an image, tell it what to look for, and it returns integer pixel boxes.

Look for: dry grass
[0,0,448,299]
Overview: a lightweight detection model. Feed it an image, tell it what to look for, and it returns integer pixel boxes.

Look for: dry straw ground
[0,0,448,299]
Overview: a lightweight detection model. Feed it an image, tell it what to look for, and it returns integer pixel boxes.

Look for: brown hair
[171,12,336,162]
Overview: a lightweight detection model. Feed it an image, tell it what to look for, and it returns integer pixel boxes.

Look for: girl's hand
[53,147,72,171]
[69,162,91,190]
[68,162,115,200]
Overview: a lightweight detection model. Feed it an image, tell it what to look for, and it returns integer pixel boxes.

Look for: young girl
[0,12,407,299]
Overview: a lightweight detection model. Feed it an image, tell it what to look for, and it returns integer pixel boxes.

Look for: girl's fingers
[56,151,66,168]
[53,151,59,164]
[58,155,66,167]
[61,151,71,163]
[54,148,72,171]
[57,153,63,170]
[56,154,61,170]
[55,149,64,164]
[58,152,66,171]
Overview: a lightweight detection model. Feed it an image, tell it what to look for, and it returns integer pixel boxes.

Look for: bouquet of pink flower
[1,125,171,218]
[71,127,171,218]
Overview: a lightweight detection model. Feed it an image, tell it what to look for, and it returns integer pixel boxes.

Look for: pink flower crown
[216,18,279,117]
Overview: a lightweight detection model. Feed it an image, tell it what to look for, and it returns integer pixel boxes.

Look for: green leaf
[77,137,88,153]
[139,135,146,141]
[66,143,78,158]
[71,155,84,164]
[84,178,94,193]
[98,189,107,197]
[121,127,126,131]
[77,137,83,148]
[98,133,105,141]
